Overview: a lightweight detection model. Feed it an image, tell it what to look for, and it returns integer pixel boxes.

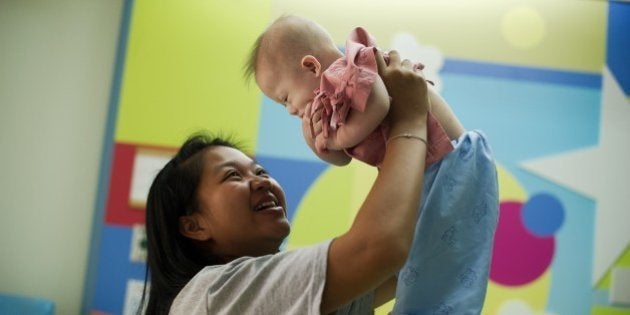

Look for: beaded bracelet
[386,133,428,146]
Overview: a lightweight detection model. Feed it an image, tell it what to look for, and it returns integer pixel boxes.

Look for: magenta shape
[490,201,555,286]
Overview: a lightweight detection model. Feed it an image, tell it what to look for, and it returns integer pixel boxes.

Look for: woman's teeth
[255,201,277,211]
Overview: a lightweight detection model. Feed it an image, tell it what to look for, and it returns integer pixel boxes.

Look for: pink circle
[490,201,555,286]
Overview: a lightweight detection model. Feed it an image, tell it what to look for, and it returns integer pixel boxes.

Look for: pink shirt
[309,27,453,167]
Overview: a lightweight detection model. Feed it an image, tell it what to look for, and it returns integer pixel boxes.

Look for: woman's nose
[250,176,271,190]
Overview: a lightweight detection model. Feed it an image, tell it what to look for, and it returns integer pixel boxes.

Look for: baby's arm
[316,77,463,149]
[427,86,465,140]
[317,76,390,151]
[302,114,352,166]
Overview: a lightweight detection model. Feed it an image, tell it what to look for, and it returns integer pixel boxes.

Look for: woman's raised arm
[321,50,430,313]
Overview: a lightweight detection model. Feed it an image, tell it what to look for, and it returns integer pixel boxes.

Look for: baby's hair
[244,15,336,82]
[243,33,264,82]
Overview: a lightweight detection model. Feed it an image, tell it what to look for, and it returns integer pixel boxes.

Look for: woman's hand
[374,49,429,130]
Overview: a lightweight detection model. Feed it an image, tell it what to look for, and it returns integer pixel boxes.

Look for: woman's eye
[256,168,269,177]
[227,170,241,179]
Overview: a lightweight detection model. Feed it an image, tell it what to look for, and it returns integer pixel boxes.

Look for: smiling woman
[139,50,432,315]
[141,135,245,313]
[178,143,291,260]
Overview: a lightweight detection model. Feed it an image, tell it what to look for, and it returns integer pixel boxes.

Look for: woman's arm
[373,276,397,308]
[321,51,430,313]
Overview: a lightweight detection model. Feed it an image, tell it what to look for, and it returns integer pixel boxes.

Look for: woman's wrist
[386,133,428,147]
[387,113,428,140]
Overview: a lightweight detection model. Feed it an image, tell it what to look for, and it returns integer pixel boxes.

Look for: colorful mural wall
[83,0,630,314]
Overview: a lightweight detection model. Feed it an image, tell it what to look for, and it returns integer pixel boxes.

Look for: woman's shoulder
[170,240,333,314]
[225,239,332,272]
[189,241,328,279]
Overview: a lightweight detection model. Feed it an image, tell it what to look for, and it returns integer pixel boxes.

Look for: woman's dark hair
[138,132,243,315]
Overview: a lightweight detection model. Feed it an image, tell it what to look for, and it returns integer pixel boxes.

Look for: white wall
[0,1,122,314]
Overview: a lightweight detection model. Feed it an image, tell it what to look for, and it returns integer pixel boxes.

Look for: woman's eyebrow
[213,161,237,173]
[213,160,258,172]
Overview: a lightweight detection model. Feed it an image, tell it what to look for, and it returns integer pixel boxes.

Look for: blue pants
[393,131,499,315]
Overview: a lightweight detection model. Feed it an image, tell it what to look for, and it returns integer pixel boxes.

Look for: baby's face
[256,60,320,119]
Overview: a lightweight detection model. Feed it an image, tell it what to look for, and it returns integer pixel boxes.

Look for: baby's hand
[304,102,324,138]
[301,113,319,141]
[306,115,328,153]
[311,110,324,138]
[314,133,328,154]
[301,103,352,166]
[310,107,331,153]
[303,102,331,154]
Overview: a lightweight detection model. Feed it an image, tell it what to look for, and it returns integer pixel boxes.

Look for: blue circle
[522,193,565,237]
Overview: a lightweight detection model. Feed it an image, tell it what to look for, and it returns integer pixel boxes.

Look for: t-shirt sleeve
[331,291,375,315]
[170,239,375,315]
[169,240,316,314]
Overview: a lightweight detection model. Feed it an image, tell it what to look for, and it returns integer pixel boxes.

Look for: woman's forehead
[203,146,257,168]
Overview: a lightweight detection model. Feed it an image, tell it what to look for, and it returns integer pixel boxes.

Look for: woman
[141,50,431,314]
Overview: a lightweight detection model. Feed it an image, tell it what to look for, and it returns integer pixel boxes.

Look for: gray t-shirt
[169,240,374,315]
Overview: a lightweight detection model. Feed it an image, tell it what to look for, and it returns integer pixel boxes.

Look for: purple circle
[490,201,555,286]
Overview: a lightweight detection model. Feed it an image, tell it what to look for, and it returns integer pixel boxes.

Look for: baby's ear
[301,55,322,76]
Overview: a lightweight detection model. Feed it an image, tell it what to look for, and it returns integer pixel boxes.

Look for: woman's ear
[301,55,322,76]
[179,214,212,241]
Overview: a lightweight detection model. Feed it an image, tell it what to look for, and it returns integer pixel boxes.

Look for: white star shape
[520,66,630,285]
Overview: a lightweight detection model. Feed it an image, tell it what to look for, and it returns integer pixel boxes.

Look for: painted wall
[2,0,627,315]
[0,1,123,314]
[87,0,630,314]
[84,1,630,314]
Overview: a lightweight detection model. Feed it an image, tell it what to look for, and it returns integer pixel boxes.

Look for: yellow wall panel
[272,0,605,73]
[115,0,272,146]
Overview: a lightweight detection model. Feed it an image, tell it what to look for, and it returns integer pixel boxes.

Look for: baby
[245,15,465,169]
[246,15,498,315]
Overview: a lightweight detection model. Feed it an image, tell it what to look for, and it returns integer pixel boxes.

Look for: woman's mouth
[254,200,278,212]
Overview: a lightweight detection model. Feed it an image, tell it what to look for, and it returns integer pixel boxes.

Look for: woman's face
[193,146,290,260]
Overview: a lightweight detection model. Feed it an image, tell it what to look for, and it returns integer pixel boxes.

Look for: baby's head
[245,15,342,117]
